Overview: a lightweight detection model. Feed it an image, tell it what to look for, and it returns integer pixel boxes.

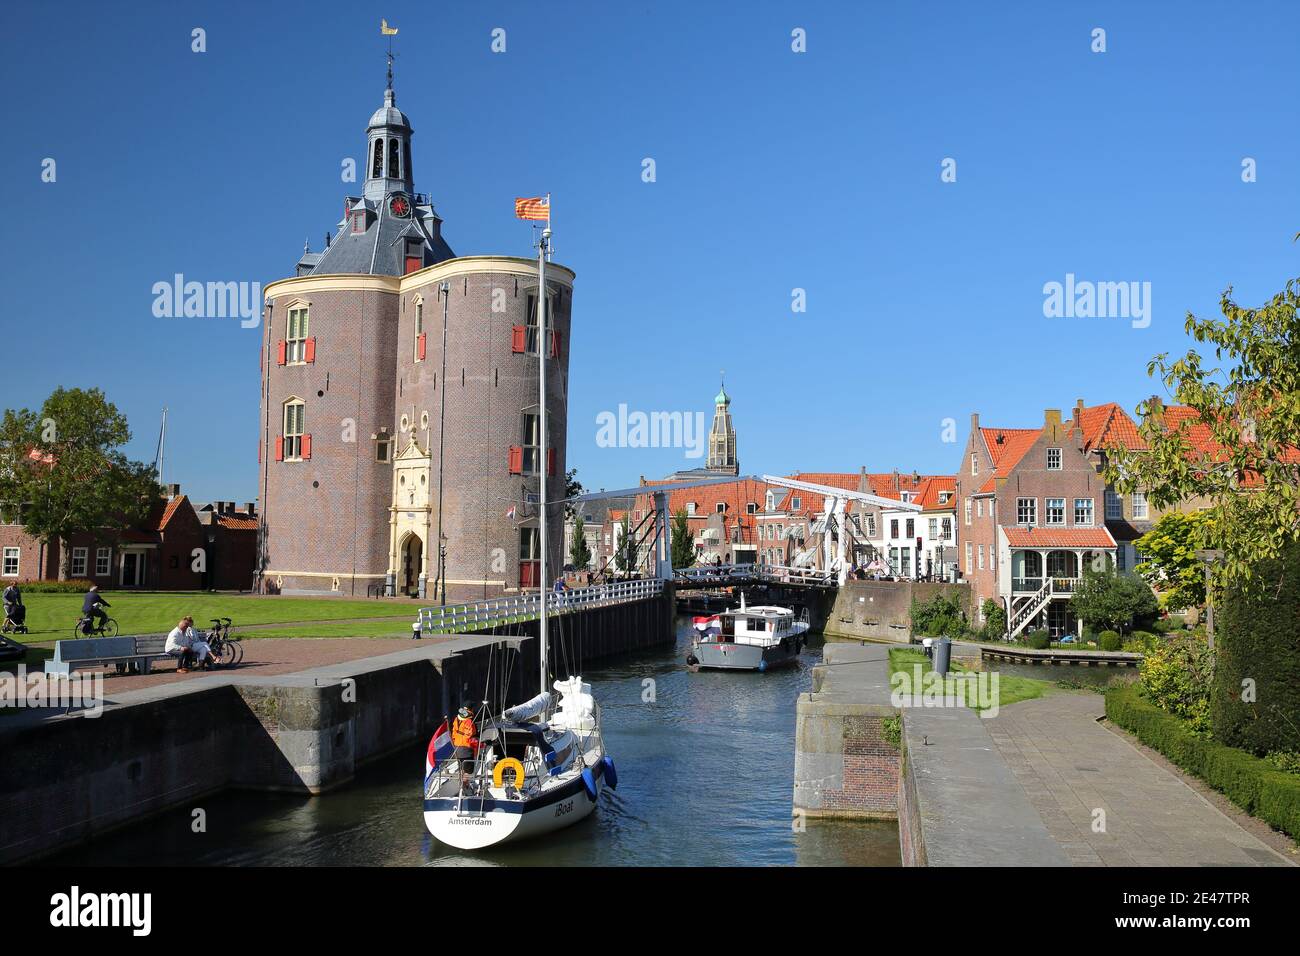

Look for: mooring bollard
[411,621,422,641]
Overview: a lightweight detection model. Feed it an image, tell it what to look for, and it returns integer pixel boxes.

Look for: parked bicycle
[73,615,118,639]
[206,617,244,667]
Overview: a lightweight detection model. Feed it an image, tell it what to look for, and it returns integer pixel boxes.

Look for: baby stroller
[2,602,28,635]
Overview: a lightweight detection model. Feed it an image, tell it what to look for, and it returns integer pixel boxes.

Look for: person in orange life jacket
[451,705,479,792]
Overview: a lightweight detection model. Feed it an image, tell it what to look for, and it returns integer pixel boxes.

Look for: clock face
[389,194,411,218]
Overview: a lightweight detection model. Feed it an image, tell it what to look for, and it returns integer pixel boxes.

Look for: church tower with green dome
[706,377,739,475]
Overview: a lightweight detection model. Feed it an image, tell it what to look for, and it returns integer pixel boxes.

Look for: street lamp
[1194,549,1223,650]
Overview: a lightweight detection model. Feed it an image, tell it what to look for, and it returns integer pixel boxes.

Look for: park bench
[45,634,174,676]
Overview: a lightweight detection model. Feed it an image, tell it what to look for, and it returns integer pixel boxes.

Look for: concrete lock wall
[793,643,901,820]
[823,580,974,643]
[0,592,674,864]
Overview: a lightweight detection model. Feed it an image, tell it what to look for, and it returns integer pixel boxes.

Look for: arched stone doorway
[400,533,424,597]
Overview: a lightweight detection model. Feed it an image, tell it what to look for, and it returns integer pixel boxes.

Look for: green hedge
[1107,683,1300,842]
[1212,537,1300,755]
[6,579,96,594]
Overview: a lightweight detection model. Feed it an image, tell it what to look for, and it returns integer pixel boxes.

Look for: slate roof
[309,197,454,277]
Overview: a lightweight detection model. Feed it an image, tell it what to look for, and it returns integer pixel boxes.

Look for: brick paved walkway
[985,694,1291,866]
[35,637,450,695]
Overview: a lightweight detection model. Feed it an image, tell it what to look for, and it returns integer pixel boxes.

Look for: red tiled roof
[215,513,259,531]
[1002,527,1116,548]
[980,427,1041,477]
[914,476,957,511]
[976,477,996,495]
[1068,402,1145,451]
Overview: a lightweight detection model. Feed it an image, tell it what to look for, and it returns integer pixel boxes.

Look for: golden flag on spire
[381,19,398,35]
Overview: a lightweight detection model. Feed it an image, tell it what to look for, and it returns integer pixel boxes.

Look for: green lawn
[6,590,422,642]
[888,647,1057,711]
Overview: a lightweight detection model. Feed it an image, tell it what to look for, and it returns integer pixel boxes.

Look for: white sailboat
[423,212,617,850]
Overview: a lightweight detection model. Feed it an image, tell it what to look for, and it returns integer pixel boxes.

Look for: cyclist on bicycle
[81,585,110,633]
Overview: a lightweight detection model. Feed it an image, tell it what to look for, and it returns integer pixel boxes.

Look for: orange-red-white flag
[514,196,550,221]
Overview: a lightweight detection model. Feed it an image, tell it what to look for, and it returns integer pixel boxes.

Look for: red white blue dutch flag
[692,615,721,638]
[425,720,454,780]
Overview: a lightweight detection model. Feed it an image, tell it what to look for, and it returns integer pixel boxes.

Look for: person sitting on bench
[165,616,215,672]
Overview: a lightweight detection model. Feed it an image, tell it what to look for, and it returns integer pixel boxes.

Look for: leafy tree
[0,387,159,579]
[980,598,1006,640]
[1134,510,1211,610]
[563,468,583,520]
[568,514,592,569]
[1069,565,1160,635]
[1104,270,1300,588]
[613,514,634,575]
[670,508,695,570]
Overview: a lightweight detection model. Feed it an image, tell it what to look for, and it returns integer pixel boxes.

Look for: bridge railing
[674,562,836,587]
[417,577,664,635]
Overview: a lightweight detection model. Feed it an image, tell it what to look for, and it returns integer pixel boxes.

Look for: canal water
[53,617,899,867]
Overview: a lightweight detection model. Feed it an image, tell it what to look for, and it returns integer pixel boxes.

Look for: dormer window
[351,210,366,234]
[686,502,696,516]
[716,502,726,514]
[404,237,423,275]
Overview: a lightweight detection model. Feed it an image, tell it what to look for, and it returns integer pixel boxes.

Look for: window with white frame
[976,499,983,518]
[71,547,87,577]
[1,547,17,576]
[977,544,984,570]
[716,502,726,514]
[95,547,111,576]
[790,496,801,511]
[989,499,996,519]
[890,519,899,539]
[686,502,696,516]
[1132,491,1149,520]
[929,518,938,539]
[965,499,972,526]
[1045,498,1065,525]
[1017,497,1037,525]
[965,542,973,573]
[865,514,876,537]
[286,306,309,363]
[282,400,305,460]
[941,517,952,539]
[1074,498,1094,525]
[746,502,757,515]
[970,453,978,476]
[1105,488,1122,519]
[1046,447,1062,470]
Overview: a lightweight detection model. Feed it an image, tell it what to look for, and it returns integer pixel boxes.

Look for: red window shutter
[304,337,316,363]
[302,434,312,460]
[276,340,287,366]
[508,445,523,475]
[511,326,526,354]
[547,448,556,476]
[417,332,427,361]
[550,330,562,359]
[274,437,284,462]
[405,256,422,275]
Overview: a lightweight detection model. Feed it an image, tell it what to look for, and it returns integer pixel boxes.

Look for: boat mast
[537,205,551,699]
[155,407,167,486]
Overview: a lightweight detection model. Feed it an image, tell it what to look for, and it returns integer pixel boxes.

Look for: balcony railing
[1012,575,1079,594]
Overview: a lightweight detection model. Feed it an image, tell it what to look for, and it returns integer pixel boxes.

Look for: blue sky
[3,0,1297,502]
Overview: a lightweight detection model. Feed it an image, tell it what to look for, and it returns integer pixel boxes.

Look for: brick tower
[258,69,573,600]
